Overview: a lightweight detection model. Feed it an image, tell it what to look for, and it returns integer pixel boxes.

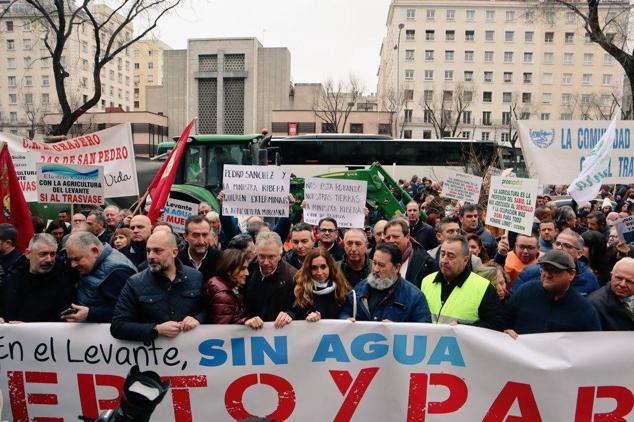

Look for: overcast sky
[154,0,392,94]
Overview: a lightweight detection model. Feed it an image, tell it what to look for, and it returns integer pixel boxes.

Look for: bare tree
[380,86,405,137]
[313,76,364,133]
[419,82,474,138]
[0,0,183,136]
[545,1,634,118]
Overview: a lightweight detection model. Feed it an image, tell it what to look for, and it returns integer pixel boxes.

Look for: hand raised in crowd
[504,329,519,340]
[61,304,89,322]
[497,235,510,256]
[274,311,292,328]
[216,190,225,204]
[616,241,631,256]
[306,311,321,322]
[123,214,133,227]
[180,316,200,332]
[245,316,264,330]
[288,193,296,209]
[156,321,182,337]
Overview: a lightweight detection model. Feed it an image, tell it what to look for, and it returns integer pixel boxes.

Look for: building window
[6,39,15,50]
[561,94,572,105]
[404,130,413,139]
[462,131,471,139]
[544,32,554,43]
[582,74,592,85]
[541,94,551,105]
[501,133,510,143]
[545,11,555,24]
[482,131,490,141]
[41,75,49,86]
[484,71,493,83]
[350,123,363,133]
[603,74,613,85]
[8,76,16,87]
[482,111,492,125]
[522,92,532,103]
[505,31,514,42]
[446,9,455,20]
[378,124,391,135]
[504,72,512,83]
[405,69,414,80]
[464,91,473,102]
[82,59,89,71]
[41,57,49,68]
[562,73,572,84]
[502,112,511,125]
[445,50,454,61]
[604,53,614,65]
[525,11,535,22]
[466,10,475,20]
[543,52,554,64]
[463,110,472,124]
[406,29,415,41]
[423,90,433,101]
[423,109,433,123]
[465,30,474,41]
[541,113,550,120]
[523,52,533,63]
[5,21,13,31]
[134,63,139,69]
[7,58,15,69]
[486,10,495,21]
[42,93,49,104]
[584,53,593,65]
[134,101,140,109]
[443,90,453,101]
[426,9,435,20]
[601,95,611,106]
[565,32,575,43]
[503,92,512,103]
[23,39,31,50]
[485,30,494,42]
[542,73,553,84]
[525,31,534,42]
[9,112,17,123]
[24,57,32,68]
[565,12,575,23]
[148,62,153,69]
[464,71,473,81]
[424,50,434,60]
[424,70,433,80]
[505,10,515,21]
[445,30,455,41]
[563,52,574,64]
[404,89,415,101]
[504,51,513,63]
[581,94,592,104]
[404,109,413,122]
[424,30,434,41]
[9,94,17,104]
[444,70,453,80]
[322,123,336,133]
[523,72,532,83]
[406,8,416,19]
[484,51,494,63]
[483,92,492,103]
[464,50,474,62]
[405,49,415,60]
[25,93,32,104]
[561,113,572,120]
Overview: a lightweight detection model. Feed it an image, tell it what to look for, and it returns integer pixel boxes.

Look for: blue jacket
[505,280,601,334]
[110,261,205,343]
[339,276,431,323]
[511,260,599,296]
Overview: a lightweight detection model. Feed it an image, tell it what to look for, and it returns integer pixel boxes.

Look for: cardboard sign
[615,215,634,244]
[303,177,367,228]
[485,176,538,236]
[36,163,104,205]
[442,170,483,204]
[160,198,199,233]
[2,124,138,202]
[222,165,290,217]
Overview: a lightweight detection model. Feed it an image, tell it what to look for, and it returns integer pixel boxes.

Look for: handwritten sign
[36,163,104,205]
[160,198,199,233]
[442,170,483,204]
[303,178,367,228]
[222,165,290,217]
[485,176,538,236]
[615,215,634,244]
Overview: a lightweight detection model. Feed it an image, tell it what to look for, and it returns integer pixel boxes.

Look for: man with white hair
[104,205,121,231]
[588,257,634,330]
[244,231,297,329]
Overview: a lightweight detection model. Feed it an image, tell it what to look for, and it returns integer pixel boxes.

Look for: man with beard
[1,234,75,323]
[178,215,221,281]
[111,231,205,342]
[121,215,152,270]
[421,235,504,330]
[339,243,431,322]
[63,232,137,323]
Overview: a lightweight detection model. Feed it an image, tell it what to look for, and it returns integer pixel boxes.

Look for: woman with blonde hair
[293,249,351,321]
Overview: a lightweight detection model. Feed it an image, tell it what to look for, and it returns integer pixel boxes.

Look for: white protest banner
[486,176,538,235]
[1,124,138,202]
[222,165,290,217]
[1,323,632,421]
[36,163,104,205]
[442,170,483,204]
[303,177,367,228]
[615,215,634,244]
[517,119,633,184]
[159,198,199,233]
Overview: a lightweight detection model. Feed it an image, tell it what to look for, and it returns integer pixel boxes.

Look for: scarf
[313,279,336,295]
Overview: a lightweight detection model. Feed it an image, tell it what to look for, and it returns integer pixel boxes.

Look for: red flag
[146,118,196,223]
[0,143,34,252]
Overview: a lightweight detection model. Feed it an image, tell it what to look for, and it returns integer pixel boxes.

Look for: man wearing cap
[504,249,601,338]
[588,257,634,331]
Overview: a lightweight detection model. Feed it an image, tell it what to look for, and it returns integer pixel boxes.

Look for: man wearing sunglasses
[511,229,599,296]
[504,249,601,338]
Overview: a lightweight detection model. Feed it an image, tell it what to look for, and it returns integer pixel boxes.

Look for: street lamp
[394,23,404,138]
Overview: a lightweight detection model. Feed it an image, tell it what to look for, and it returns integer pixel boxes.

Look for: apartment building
[377,0,628,141]
[133,39,172,111]
[0,1,134,137]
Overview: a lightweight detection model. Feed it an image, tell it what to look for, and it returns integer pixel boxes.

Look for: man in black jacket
[87,211,113,245]
[121,215,152,270]
[406,201,438,250]
[178,215,221,281]
[384,218,438,288]
[111,231,205,342]
[588,257,634,330]
[283,222,315,269]
[1,233,75,323]
[0,223,22,274]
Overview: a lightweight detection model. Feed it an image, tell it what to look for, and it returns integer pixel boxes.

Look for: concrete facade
[377,0,628,141]
[133,39,172,111]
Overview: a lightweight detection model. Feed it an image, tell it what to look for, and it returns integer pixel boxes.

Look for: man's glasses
[554,240,579,250]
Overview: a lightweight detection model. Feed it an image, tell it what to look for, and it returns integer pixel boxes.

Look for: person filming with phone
[1,234,76,323]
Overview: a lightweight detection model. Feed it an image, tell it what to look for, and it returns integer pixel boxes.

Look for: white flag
[567,114,618,203]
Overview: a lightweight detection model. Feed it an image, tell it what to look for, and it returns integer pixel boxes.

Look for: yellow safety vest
[421,271,490,324]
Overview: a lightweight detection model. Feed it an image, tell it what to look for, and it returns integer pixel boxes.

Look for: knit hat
[602,198,612,210]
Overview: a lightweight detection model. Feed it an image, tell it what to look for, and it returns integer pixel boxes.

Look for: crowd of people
[0,176,632,343]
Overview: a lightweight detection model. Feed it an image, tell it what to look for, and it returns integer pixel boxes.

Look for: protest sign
[159,198,199,233]
[1,323,632,421]
[1,124,138,202]
[36,163,104,205]
[615,215,634,244]
[486,176,538,236]
[442,170,483,204]
[222,165,290,217]
[303,177,367,228]
[517,119,633,184]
